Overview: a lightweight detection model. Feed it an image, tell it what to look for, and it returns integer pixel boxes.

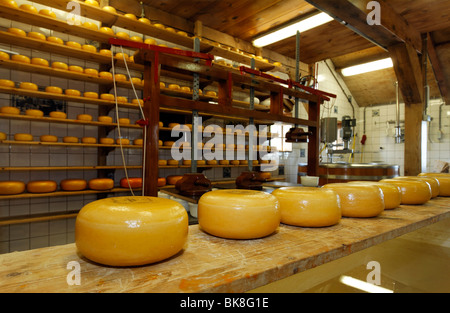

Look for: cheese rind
[60,179,87,191]
[88,178,114,190]
[272,187,341,227]
[0,181,26,195]
[418,173,450,196]
[75,196,188,266]
[14,133,33,141]
[27,180,57,193]
[198,189,280,239]
[347,181,402,209]
[379,179,432,204]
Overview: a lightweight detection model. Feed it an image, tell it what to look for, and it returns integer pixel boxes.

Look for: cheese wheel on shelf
[99,72,113,80]
[347,181,402,210]
[379,179,432,204]
[120,177,142,189]
[130,36,143,43]
[177,31,188,37]
[168,84,180,91]
[47,36,64,45]
[130,77,142,85]
[322,183,385,217]
[0,106,20,114]
[85,0,99,7]
[31,58,49,67]
[66,41,82,49]
[60,179,87,191]
[25,109,44,117]
[52,62,68,70]
[167,160,179,166]
[133,139,143,146]
[180,86,191,93]
[0,79,14,88]
[0,51,10,61]
[139,17,151,24]
[0,181,26,195]
[88,178,114,190]
[158,178,167,187]
[84,68,99,77]
[98,116,113,123]
[116,32,130,40]
[19,82,38,91]
[27,32,46,41]
[230,160,240,166]
[240,160,248,165]
[14,133,33,141]
[99,49,112,57]
[84,92,99,99]
[27,180,57,193]
[68,65,84,73]
[63,136,78,143]
[0,132,6,140]
[393,176,440,198]
[114,74,127,81]
[102,6,116,13]
[99,138,114,145]
[82,45,97,53]
[116,138,130,145]
[118,118,130,125]
[100,94,114,101]
[75,196,188,266]
[198,189,280,239]
[219,160,229,165]
[7,27,26,37]
[11,54,31,64]
[132,99,143,106]
[115,53,129,61]
[50,111,67,119]
[206,160,218,165]
[167,175,183,185]
[82,21,98,30]
[158,160,168,166]
[45,86,63,94]
[100,27,115,36]
[153,23,165,29]
[418,173,450,196]
[117,96,128,103]
[124,13,137,20]
[77,114,93,121]
[39,9,56,18]
[65,89,81,97]
[40,135,58,143]
[272,187,341,227]
[0,0,18,8]
[145,38,157,45]
[158,140,163,146]
[197,160,206,165]
[81,137,97,144]
[205,90,217,97]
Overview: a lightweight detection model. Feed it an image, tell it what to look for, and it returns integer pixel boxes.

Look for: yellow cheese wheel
[182,160,191,166]
[418,173,450,196]
[132,99,143,106]
[25,109,44,117]
[99,72,113,80]
[68,65,84,73]
[0,181,26,195]
[66,41,82,49]
[75,196,188,266]
[114,74,127,81]
[115,53,129,61]
[322,183,385,217]
[207,160,218,165]
[393,176,440,198]
[84,92,99,99]
[158,140,163,146]
[63,136,78,143]
[347,181,402,210]
[130,77,142,85]
[47,36,64,45]
[205,90,217,97]
[45,86,63,94]
[27,180,57,193]
[82,21,98,30]
[230,160,240,166]
[116,32,129,40]
[27,31,46,41]
[0,0,17,8]
[0,79,14,88]
[177,31,188,37]
[180,86,191,93]
[167,159,179,166]
[82,45,97,53]
[99,27,115,36]
[219,160,229,165]
[158,160,167,166]
[49,111,67,119]
[88,178,114,190]
[145,38,157,45]
[164,141,175,147]
[102,5,116,13]
[240,160,248,165]
[84,68,99,77]
[0,51,10,61]
[85,0,99,7]
[124,13,137,20]
[60,179,87,191]
[116,96,128,103]
[65,89,81,97]
[31,58,49,67]
[11,54,31,64]
[40,135,58,143]
[130,36,143,43]
[98,116,113,123]
[99,137,114,145]
[379,179,432,205]
[198,189,280,239]
[81,137,97,144]
[0,106,20,115]
[7,27,26,37]
[116,138,130,145]
[133,139,143,146]
[139,17,151,25]
[118,118,130,125]
[0,132,6,140]
[39,9,56,18]
[77,114,93,122]
[14,133,33,141]
[197,160,206,165]
[272,187,341,227]
[19,82,37,91]
[168,84,180,91]
[100,94,114,101]
[99,49,112,57]
[52,62,68,70]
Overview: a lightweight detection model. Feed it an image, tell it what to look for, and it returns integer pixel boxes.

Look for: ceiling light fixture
[341,58,393,77]
[253,12,333,47]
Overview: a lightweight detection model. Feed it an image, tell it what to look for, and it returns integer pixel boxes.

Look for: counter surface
[0,198,449,293]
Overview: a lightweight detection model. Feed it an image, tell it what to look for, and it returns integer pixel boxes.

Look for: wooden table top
[0,197,449,293]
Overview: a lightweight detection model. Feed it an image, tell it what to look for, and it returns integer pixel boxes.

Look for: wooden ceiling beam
[427,33,450,104]
[304,0,422,53]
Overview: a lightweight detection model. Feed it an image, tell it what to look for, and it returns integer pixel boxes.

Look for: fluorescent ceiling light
[341,58,393,77]
[339,275,394,293]
[253,12,333,47]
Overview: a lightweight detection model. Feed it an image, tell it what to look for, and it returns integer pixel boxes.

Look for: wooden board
[0,197,448,293]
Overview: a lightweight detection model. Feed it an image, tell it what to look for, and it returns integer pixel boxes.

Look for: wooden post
[307,100,320,177]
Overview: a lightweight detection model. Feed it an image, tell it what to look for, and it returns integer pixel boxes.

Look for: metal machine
[321,116,356,162]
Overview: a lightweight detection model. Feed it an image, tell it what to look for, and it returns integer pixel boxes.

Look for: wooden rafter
[427,33,450,104]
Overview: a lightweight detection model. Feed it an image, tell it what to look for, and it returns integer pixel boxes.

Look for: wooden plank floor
[0,197,448,293]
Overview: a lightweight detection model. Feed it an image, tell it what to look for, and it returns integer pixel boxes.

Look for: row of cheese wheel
[0,132,140,145]
[74,173,450,267]
[0,1,57,18]
[160,159,262,167]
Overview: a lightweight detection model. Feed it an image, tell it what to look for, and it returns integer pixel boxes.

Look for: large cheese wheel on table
[88,178,114,190]
[347,181,402,210]
[198,189,280,239]
[60,179,87,191]
[393,176,440,198]
[418,173,450,196]
[272,187,341,227]
[27,180,57,193]
[379,179,431,204]
[322,183,385,217]
[75,196,188,266]
[0,181,26,195]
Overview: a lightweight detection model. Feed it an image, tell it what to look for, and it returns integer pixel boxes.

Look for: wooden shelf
[0,166,142,171]
[0,140,142,149]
